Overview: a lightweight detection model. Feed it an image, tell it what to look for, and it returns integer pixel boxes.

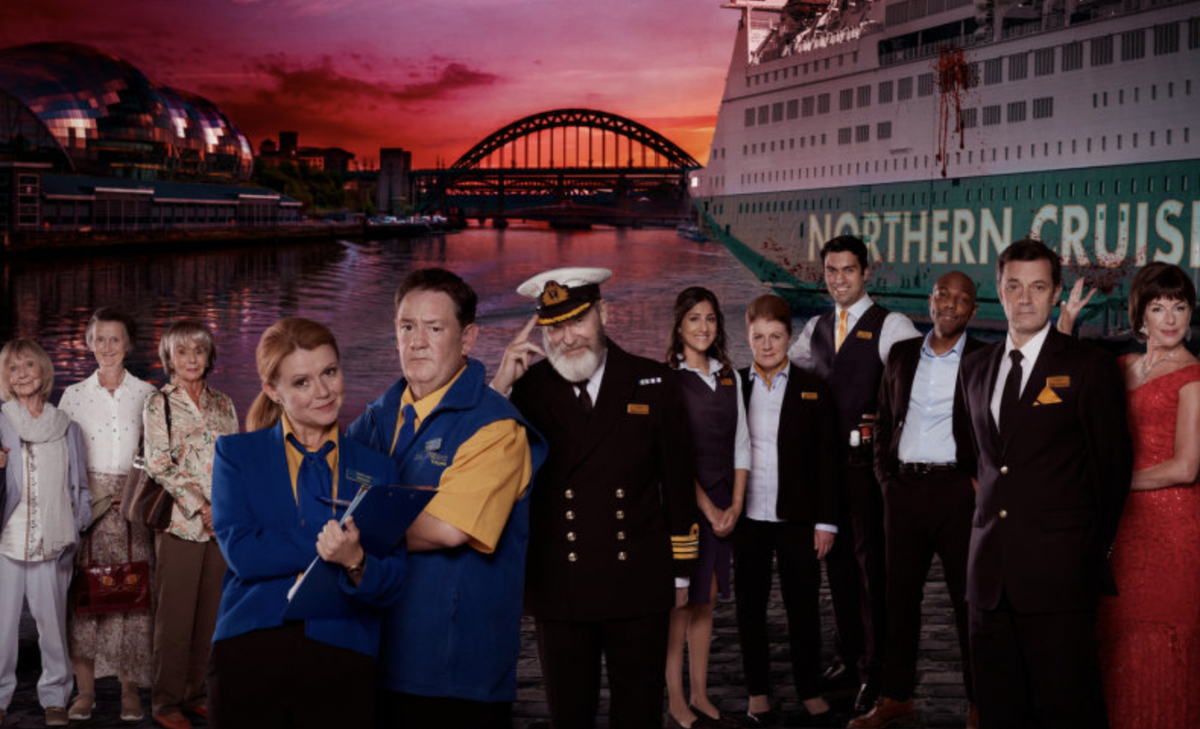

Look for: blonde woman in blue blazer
[207,318,405,729]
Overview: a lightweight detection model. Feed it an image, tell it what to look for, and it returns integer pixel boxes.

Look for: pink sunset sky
[1,0,739,168]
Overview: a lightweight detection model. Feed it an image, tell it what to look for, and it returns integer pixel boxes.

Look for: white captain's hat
[517,267,613,325]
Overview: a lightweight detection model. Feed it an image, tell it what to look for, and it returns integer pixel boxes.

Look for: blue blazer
[211,421,405,657]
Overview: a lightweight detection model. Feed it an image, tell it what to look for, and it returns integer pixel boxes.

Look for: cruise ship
[691,0,1200,328]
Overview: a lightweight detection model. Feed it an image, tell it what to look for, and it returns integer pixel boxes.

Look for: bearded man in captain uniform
[492,267,699,729]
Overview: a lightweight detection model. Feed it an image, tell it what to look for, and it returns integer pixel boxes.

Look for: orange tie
[835,309,849,352]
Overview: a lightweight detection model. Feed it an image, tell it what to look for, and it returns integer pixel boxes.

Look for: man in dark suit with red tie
[955,239,1133,729]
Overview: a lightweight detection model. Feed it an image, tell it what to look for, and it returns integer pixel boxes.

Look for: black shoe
[668,712,727,729]
[742,708,781,727]
[854,682,881,715]
[690,704,743,729]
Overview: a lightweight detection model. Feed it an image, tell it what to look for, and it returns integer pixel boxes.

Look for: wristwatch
[344,554,365,577]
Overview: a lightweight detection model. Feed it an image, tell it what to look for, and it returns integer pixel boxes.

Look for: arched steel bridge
[412,108,701,226]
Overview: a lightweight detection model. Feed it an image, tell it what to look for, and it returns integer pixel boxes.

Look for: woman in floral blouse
[142,320,238,729]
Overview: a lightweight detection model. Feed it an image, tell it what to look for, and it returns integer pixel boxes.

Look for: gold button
[568,552,578,562]
[618,551,627,561]
[616,510,625,520]
[1000,466,1009,475]
[566,510,575,520]
[617,531,626,541]
[615,488,626,498]
[567,531,576,542]
[999,509,1008,518]
[565,489,575,499]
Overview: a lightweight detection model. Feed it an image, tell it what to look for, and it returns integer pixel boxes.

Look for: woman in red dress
[1077,262,1200,728]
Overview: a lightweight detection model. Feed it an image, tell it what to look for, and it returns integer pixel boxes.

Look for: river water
[0,225,767,423]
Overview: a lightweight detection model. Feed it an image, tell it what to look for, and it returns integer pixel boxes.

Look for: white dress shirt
[58,369,156,475]
[789,294,922,370]
[990,322,1052,428]
[745,365,836,533]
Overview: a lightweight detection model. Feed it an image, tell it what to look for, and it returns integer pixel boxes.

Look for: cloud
[246,54,500,107]
[195,54,504,162]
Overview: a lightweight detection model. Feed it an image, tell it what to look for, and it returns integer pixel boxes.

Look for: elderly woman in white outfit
[0,338,90,728]
[59,308,157,722]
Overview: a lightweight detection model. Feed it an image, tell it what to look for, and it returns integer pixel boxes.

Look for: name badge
[856,330,874,340]
[1046,376,1071,388]
[627,403,650,415]
[801,391,819,400]
[344,469,378,488]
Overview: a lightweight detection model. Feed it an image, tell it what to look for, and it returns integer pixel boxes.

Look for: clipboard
[283,484,435,620]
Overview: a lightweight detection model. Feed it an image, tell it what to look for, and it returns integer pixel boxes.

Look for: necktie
[288,435,335,538]
[999,350,1024,435]
[397,404,418,452]
[577,382,593,415]
[835,309,849,352]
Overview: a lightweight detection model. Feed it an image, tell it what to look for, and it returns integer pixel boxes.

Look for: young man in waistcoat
[787,235,921,712]
[492,267,699,729]
[347,267,547,729]
[850,271,982,729]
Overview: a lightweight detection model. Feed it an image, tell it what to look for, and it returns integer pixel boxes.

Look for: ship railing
[879,32,982,65]
[880,0,1192,67]
[788,26,865,54]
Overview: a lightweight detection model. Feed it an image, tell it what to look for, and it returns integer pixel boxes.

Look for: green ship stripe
[697,158,1200,327]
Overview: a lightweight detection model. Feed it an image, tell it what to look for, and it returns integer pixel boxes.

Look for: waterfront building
[257,131,357,174]
[377,147,413,215]
[0,42,300,238]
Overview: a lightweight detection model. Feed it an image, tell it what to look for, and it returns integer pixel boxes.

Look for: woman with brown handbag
[0,338,91,728]
[59,308,157,723]
[142,320,238,729]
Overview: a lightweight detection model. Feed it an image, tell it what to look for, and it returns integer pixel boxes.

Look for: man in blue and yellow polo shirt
[347,267,546,729]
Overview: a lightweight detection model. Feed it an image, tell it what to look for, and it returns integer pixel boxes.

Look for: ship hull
[696,157,1200,327]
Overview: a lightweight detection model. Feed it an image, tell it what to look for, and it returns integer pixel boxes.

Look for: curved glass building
[0,42,253,181]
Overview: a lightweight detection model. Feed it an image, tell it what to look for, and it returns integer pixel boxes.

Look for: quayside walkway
[10,561,970,728]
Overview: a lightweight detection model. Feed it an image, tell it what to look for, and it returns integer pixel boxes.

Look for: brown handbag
[73,521,151,615]
[120,393,173,531]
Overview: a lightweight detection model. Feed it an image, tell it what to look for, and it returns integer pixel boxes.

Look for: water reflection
[0,226,767,424]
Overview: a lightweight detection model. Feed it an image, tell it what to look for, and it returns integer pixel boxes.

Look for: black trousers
[969,599,1108,729]
[207,622,375,729]
[880,469,974,702]
[733,518,823,701]
[825,463,886,681]
[377,691,512,729]
[535,611,669,729]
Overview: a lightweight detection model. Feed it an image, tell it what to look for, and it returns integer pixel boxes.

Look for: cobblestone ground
[7,560,970,729]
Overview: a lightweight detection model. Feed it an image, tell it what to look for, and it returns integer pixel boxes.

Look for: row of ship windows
[741,98,1051,157]
[720,78,1192,160]
[1093,80,1190,107]
[729,173,1195,216]
[743,19,1198,128]
[722,127,1192,188]
[745,51,859,88]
